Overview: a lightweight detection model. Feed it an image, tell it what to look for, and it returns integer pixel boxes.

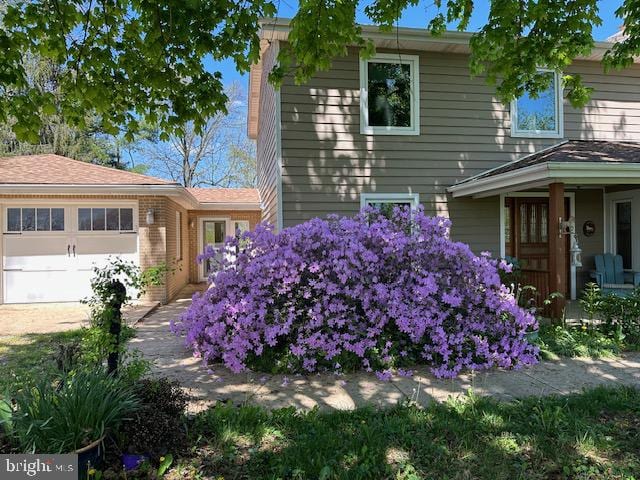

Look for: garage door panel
[3,203,139,304]
[76,234,137,255]
[4,270,93,303]
[4,236,70,270]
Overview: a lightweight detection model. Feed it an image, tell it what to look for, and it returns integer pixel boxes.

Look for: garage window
[6,207,65,232]
[78,207,135,232]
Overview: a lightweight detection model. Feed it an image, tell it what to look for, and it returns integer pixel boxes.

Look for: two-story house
[248,19,640,308]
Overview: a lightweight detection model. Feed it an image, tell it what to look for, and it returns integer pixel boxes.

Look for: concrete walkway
[132,286,640,412]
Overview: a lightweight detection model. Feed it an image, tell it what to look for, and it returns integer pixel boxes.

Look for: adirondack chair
[592,254,640,296]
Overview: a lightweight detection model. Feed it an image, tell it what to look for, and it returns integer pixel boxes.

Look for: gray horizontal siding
[278,47,640,255]
[256,43,279,228]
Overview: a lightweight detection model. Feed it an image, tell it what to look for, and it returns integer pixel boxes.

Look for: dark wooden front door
[505,197,570,306]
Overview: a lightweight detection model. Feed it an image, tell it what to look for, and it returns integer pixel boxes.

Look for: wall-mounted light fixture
[189,218,196,229]
[146,209,155,225]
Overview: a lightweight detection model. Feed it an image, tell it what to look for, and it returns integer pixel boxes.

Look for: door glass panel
[7,208,20,231]
[92,208,106,230]
[530,206,537,242]
[616,201,632,269]
[540,204,548,243]
[203,221,226,277]
[519,204,528,243]
[120,208,133,231]
[36,208,50,231]
[51,208,65,231]
[214,222,225,243]
[22,208,35,231]
[106,208,120,230]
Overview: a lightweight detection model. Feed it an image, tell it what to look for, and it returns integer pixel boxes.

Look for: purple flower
[171,208,538,380]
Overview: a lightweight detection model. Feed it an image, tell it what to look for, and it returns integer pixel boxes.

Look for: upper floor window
[360,53,420,135]
[511,70,563,138]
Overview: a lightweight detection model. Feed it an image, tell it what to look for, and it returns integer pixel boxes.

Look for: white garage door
[2,204,138,303]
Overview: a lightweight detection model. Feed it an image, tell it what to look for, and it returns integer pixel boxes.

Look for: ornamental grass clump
[172,208,538,378]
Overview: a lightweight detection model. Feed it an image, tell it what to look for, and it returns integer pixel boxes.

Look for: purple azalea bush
[171,208,538,379]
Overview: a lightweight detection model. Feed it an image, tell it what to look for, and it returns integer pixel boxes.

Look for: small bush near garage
[172,208,538,378]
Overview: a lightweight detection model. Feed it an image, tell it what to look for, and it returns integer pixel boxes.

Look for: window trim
[359,53,420,136]
[360,193,420,210]
[510,69,563,139]
[176,211,183,260]
[233,220,250,234]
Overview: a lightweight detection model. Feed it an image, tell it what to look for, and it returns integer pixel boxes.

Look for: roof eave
[0,183,199,209]
[448,162,640,198]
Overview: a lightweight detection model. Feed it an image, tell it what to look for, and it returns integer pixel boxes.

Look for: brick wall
[187,210,262,283]
[165,199,190,300]
[138,196,168,303]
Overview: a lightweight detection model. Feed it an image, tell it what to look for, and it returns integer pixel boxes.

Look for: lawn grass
[171,386,640,480]
[0,329,84,392]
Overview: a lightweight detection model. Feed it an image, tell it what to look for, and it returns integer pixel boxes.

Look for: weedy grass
[170,385,640,480]
[0,329,84,392]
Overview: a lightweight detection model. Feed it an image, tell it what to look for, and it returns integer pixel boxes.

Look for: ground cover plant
[173,208,538,379]
[535,283,640,360]
[166,386,640,480]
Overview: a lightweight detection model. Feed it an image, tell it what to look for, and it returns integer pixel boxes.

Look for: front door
[201,220,226,280]
[505,197,570,306]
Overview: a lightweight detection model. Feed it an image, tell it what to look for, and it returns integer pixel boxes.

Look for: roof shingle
[466,141,640,183]
[187,187,260,204]
[0,154,173,185]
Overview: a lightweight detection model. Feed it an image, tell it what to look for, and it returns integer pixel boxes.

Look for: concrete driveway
[0,302,157,337]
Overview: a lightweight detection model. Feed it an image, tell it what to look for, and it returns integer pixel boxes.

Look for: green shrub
[8,369,138,453]
[580,283,640,347]
[536,325,622,359]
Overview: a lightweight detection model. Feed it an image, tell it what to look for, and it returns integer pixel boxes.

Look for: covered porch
[449,140,640,316]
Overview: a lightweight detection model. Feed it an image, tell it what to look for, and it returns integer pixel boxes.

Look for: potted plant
[7,369,138,477]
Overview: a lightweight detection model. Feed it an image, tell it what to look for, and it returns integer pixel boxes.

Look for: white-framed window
[360,193,420,212]
[359,53,420,135]
[6,207,65,232]
[78,207,135,232]
[511,69,563,138]
[176,211,183,260]
[233,220,250,234]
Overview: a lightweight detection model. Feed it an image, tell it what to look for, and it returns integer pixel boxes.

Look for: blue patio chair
[592,254,640,296]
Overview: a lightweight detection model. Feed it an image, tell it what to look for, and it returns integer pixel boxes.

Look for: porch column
[548,182,567,318]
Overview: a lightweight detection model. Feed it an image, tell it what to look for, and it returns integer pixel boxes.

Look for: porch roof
[448,140,640,198]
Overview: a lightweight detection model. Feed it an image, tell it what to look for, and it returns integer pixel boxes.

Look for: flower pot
[121,453,150,471]
[525,329,540,342]
[75,436,105,480]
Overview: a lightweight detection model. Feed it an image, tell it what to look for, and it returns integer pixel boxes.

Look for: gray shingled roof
[464,140,640,183]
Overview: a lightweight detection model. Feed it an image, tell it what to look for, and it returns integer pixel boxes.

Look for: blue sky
[215,0,624,88]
